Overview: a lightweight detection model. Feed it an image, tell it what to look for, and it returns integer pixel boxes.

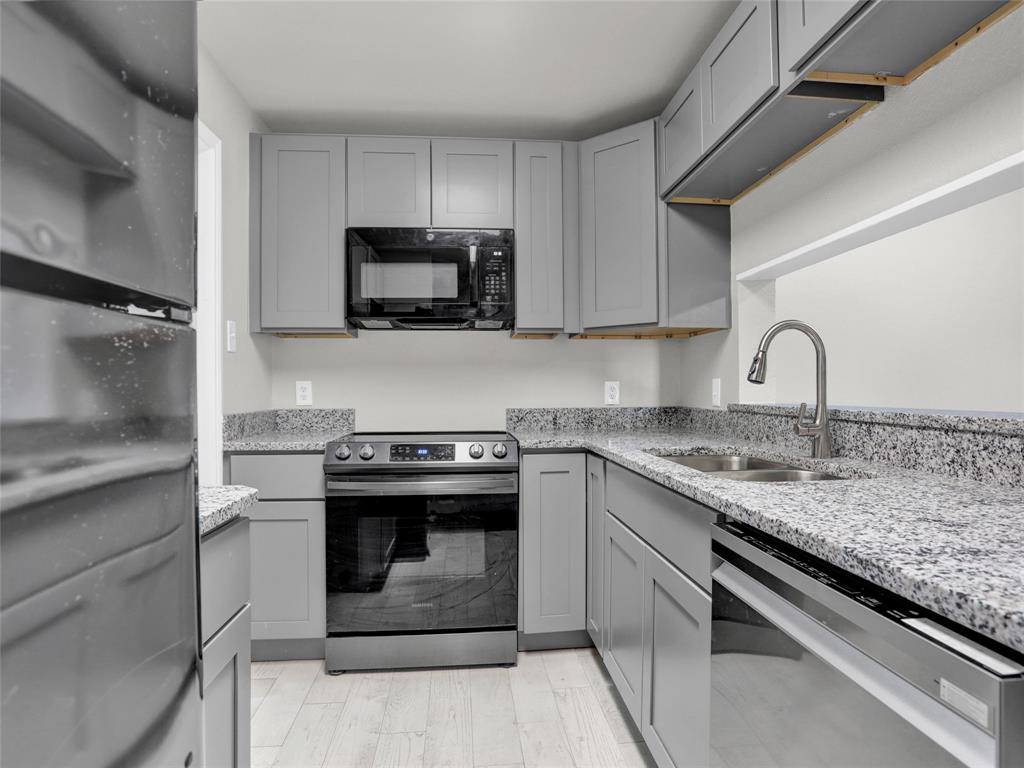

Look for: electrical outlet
[712,377,721,407]
[295,380,313,406]
[225,320,237,353]
[604,381,621,406]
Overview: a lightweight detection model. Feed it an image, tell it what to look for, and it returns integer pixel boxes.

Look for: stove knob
[358,444,375,461]
[334,444,352,460]
[492,443,508,459]
[468,443,484,459]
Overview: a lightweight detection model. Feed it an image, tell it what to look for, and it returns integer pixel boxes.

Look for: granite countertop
[222,430,349,453]
[198,485,258,536]
[512,428,1024,654]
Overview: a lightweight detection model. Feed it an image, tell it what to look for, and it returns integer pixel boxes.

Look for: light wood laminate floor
[250,648,657,768]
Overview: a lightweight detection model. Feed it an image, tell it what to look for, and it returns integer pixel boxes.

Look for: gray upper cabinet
[521,453,587,634]
[658,68,703,197]
[699,0,779,155]
[347,136,431,227]
[585,455,606,652]
[514,141,564,330]
[431,138,514,228]
[640,547,711,768]
[777,0,867,74]
[603,511,645,726]
[579,120,658,330]
[259,134,347,330]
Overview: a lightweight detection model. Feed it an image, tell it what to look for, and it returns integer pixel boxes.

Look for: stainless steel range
[323,433,519,672]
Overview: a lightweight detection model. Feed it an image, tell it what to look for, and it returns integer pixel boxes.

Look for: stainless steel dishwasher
[711,521,1024,768]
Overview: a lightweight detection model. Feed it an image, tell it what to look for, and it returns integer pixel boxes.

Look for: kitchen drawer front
[777,0,866,74]
[657,67,703,197]
[605,463,716,590]
[699,0,779,155]
[229,454,325,500]
[200,517,250,645]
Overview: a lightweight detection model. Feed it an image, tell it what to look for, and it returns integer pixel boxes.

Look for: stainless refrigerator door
[0,1,197,308]
[1,288,201,768]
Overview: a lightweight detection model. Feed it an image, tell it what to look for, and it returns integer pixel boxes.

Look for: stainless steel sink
[711,469,841,482]
[656,454,842,482]
[660,455,790,472]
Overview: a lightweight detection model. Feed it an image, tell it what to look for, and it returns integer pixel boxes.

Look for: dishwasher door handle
[326,474,518,497]
[713,562,997,768]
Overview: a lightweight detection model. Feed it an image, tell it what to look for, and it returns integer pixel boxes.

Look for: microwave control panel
[480,249,511,304]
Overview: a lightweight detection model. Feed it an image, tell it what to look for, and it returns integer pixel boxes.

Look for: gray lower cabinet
[203,605,251,768]
[200,517,251,768]
[640,546,711,768]
[347,136,431,227]
[431,138,514,228]
[521,453,587,634]
[658,68,703,197]
[514,141,564,330]
[248,500,326,642]
[585,454,606,652]
[258,134,347,330]
[579,120,659,329]
[603,511,645,726]
[699,0,779,155]
[777,0,866,74]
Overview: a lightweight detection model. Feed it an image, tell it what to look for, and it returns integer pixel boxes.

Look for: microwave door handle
[468,245,478,304]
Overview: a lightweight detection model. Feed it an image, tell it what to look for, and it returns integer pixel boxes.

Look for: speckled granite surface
[511,425,1024,654]
[198,485,257,536]
[223,408,355,453]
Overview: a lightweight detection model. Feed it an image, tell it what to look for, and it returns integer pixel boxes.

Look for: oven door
[348,239,472,318]
[325,474,518,637]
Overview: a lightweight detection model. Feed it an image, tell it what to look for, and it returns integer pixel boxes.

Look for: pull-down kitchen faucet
[747,320,833,458]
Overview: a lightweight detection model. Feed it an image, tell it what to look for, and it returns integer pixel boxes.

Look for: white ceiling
[198,1,739,140]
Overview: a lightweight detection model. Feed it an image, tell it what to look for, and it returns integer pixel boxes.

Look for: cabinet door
[260,135,347,329]
[699,0,778,155]
[249,501,326,641]
[640,547,711,768]
[658,68,703,197]
[579,120,658,329]
[431,138,514,228]
[585,455,606,652]
[603,512,645,726]
[521,453,586,634]
[203,605,251,768]
[514,141,564,330]
[778,0,865,74]
[347,136,431,227]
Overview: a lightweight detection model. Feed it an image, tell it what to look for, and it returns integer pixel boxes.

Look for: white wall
[198,45,274,414]
[677,11,1024,412]
[269,334,683,431]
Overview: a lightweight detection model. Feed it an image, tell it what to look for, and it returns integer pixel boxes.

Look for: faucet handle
[795,402,815,436]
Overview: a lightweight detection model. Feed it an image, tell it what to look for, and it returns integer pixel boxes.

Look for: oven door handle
[326,474,518,496]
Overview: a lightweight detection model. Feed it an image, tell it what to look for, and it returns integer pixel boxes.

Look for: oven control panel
[390,443,455,462]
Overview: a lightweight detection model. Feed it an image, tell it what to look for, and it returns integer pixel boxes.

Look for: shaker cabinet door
[521,453,587,634]
[515,141,564,330]
[640,548,711,768]
[658,68,703,197]
[777,0,866,74]
[347,136,431,227]
[260,135,347,329]
[203,605,252,768]
[579,120,658,329]
[603,511,645,726]
[431,138,514,228]
[699,0,779,155]
[585,455,606,652]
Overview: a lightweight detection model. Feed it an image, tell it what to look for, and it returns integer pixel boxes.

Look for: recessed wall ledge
[727,402,1024,437]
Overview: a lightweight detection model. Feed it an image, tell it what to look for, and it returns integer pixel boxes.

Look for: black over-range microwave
[347,228,514,330]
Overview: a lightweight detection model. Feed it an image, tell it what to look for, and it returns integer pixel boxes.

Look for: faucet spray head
[747,350,767,384]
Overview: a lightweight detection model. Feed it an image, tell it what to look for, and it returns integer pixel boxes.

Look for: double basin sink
[657,454,841,482]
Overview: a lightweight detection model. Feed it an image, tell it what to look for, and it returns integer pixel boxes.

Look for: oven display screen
[390,444,455,462]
